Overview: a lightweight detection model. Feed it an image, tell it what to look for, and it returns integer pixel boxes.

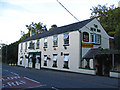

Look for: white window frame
[91,33,101,44]
[53,55,57,61]
[95,34,101,44]
[44,55,47,61]
[63,33,69,45]
[36,39,39,49]
[44,38,47,48]
[64,54,69,61]
[53,36,58,46]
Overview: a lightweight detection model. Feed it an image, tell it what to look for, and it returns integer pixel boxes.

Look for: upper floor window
[36,40,39,49]
[44,38,47,48]
[91,33,95,43]
[53,36,58,47]
[83,32,89,42]
[91,33,101,44]
[25,42,27,50]
[63,33,69,45]
[95,34,101,44]
[28,41,35,49]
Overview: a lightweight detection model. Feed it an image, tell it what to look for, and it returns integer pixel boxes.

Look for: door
[32,53,36,68]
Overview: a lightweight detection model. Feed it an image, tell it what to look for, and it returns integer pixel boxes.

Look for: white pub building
[18,18,112,75]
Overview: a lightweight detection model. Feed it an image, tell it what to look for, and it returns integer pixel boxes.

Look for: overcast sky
[0,0,119,44]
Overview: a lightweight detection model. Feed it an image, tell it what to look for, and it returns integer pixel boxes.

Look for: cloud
[0,0,119,44]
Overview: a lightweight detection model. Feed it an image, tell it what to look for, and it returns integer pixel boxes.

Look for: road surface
[2,64,120,89]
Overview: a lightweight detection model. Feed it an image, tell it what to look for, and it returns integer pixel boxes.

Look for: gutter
[109,36,114,39]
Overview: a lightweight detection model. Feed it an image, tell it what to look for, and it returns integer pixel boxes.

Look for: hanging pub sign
[83,32,89,42]
[82,43,93,48]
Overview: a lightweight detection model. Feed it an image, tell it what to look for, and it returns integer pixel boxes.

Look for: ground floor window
[20,58,22,65]
[44,55,47,66]
[52,54,57,67]
[20,56,23,65]
[63,54,69,69]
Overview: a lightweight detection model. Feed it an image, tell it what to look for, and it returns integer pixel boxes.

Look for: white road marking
[10,72,19,75]
[24,77,40,84]
[23,77,46,88]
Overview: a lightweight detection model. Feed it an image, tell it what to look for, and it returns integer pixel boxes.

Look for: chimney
[30,28,32,37]
[30,28,35,37]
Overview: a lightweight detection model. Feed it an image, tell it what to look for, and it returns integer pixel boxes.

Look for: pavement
[2,64,120,89]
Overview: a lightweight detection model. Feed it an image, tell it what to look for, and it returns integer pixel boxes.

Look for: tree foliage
[26,22,47,35]
[2,41,19,64]
[49,24,57,31]
[114,24,120,50]
[90,4,120,36]
[90,4,120,50]
[2,22,58,64]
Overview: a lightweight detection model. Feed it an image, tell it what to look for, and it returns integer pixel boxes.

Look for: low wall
[42,66,96,75]
[110,71,120,78]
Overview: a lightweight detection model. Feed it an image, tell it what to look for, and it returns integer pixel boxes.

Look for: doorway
[32,53,36,68]
[96,54,112,76]
[28,52,41,68]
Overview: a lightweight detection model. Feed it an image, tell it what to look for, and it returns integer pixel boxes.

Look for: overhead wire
[56,0,111,40]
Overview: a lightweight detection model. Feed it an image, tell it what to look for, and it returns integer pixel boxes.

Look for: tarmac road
[2,64,120,89]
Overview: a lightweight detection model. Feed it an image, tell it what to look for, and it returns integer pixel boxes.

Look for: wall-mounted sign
[82,43,93,48]
[83,32,89,42]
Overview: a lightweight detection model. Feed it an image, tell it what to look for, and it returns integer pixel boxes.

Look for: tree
[49,24,57,30]
[114,24,120,50]
[26,22,47,35]
[2,41,19,64]
[90,4,120,36]
[49,24,57,31]
[90,4,120,50]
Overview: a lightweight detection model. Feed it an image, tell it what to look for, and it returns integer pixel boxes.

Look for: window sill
[63,66,69,69]
[53,45,58,47]
[63,44,69,46]
[52,66,57,68]
[91,42,101,45]
[36,47,39,49]
[43,46,47,48]
[28,47,35,50]
[94,43,101,45]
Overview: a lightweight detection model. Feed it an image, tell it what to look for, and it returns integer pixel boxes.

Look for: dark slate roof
[22,18,95,42]
[83,48,101,59]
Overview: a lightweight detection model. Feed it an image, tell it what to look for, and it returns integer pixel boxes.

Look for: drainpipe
[79,30,82,67]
